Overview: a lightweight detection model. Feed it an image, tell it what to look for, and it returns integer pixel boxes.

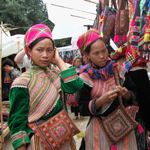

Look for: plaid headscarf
[77,28,101,52]
[24,24,52,56]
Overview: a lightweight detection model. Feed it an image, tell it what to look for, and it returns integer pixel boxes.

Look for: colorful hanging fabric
[140,0,146,15]
[125,0,141,71]
[114,0,129,43]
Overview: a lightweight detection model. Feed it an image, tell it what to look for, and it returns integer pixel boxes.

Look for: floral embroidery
[113,121,122,131]
[54,124,67,138]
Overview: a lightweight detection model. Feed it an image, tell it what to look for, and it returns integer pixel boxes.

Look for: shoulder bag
[28,91,80,150]
[99,66,139,147]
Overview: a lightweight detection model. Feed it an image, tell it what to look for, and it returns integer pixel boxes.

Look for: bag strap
[113,66,125,108]
[113,66,139,126]
[61,90,66,109]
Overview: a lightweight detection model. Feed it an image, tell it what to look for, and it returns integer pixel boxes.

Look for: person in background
[67,56,83,120]
[77,29,138,150]
[127,56,150,150]
[7,24,84,150]
[2,71,11,101]
[2,58,21,83]
[14,50,31,70]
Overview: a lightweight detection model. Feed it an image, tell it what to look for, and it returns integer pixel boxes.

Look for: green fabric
[12,133,30,149]
[61,67,84,93]
[8,67,84,150]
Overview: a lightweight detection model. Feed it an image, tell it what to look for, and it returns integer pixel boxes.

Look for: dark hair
[84,38,106,54]
[29,37,55,50]
[2,58,14,67]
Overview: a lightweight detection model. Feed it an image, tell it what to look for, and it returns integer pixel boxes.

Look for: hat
[24,24,52,56]
[110,45,127,60]
[77,28,101,52]
[72,56,81,63]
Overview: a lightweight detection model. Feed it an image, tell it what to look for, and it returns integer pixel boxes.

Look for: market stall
[0,23,24,149]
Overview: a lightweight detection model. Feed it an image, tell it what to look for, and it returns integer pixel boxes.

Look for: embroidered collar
[79,58,117,80]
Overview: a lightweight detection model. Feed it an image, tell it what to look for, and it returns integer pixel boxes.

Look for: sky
[42,0,99,39]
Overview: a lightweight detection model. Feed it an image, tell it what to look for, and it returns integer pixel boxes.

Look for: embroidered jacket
[8,66,84,150]
[78,61,137,117]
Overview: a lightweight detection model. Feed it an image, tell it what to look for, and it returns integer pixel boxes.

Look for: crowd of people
[1,0,150,150]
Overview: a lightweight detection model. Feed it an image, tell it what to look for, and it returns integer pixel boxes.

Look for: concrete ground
[4,106,89,150]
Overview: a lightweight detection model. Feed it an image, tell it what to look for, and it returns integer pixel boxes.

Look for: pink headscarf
[77,28,101,52]
[24,24,52,56]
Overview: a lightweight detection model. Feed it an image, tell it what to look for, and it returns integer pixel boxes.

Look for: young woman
[77,29,138,150]
[7,24,84,150]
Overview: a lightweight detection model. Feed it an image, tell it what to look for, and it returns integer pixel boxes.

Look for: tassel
[100,31,104,38]
[144,33,149,42]
[138,124,144,133]
[118,47,122,52]
[114,35,120,43]
[110,145,117,150]
[130,19,135,26]
[76,132,85,138]
[144,28,150,42]
[123,35,127,42]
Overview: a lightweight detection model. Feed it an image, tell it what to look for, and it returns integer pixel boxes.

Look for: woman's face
[74,58,82,68]
[29,38,54,67]
[87,39,108,67]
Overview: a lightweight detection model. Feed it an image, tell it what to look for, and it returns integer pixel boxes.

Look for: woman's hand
[51,47,69,71]
[116,85,131,100]
[51,47,61,65]
[95,89,118,110]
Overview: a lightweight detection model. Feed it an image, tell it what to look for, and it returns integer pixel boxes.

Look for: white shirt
[17,55,31,70]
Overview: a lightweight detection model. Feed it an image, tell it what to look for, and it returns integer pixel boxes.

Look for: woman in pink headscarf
[77,29,140,150]
[7,24,84,150]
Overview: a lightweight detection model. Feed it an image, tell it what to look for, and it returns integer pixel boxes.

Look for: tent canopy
[0,29,24,58]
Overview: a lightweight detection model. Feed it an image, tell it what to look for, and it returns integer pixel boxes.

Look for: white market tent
[0,25,25,149]
[1,28,24,58]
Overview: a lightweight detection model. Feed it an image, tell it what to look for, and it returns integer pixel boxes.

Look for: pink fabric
[111,145,117,150]
[24,24,52,56]
[77,28,101,52]
[138,124,144,133]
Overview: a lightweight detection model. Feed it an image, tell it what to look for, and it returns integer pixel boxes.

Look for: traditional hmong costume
[76,29,138,150]
[78,59,138,150]
[8,66,83,150]
[7,24,84,150]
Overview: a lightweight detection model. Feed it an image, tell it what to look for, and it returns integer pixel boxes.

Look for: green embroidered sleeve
[60,67,84,93]
[8,87,31,150]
